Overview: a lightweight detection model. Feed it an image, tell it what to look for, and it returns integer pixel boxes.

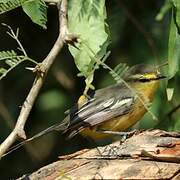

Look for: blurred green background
[0,0,179,179]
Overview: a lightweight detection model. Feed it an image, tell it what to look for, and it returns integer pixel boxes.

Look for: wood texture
[18,130,180,180]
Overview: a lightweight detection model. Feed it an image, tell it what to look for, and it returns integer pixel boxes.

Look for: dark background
[0,0,179,179]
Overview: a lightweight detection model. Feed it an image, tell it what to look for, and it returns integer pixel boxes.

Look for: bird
[2,63,166,157]
[55,63,166,140]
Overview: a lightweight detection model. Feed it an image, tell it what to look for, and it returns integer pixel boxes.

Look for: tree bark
[18,130,180,180]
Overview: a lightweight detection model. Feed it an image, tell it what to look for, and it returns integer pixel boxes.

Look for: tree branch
[0,0,73,158]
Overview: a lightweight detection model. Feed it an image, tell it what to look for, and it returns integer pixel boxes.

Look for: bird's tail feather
[1,118,70,158]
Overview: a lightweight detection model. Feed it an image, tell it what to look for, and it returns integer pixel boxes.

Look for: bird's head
[124,64,166,83]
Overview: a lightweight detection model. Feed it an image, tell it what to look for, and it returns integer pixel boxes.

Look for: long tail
[1,119,70,158]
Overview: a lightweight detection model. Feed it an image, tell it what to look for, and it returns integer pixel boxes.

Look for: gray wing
[65,83,135,136]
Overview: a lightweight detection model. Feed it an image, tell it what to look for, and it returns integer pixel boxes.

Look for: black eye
[139,78,150,82]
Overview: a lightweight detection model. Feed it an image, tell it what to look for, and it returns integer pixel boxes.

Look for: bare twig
[2,24,27,57]
[0,0,75,158]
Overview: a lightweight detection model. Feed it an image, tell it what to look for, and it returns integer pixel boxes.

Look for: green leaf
[0,0,29,14]
[166,77,175,101]
[0,50,17,61]
[166,88,174,101]
[0,68,7,74]
[0,0,12,2]
[156,0,172,21]
[22,0,47,28]
[0,50,26,80]
[171,0,180,32]
[68,0,110,78]
[85,73,95,90]
[109,63,129,83]
[168,9,180,79]
[0,0,47,28]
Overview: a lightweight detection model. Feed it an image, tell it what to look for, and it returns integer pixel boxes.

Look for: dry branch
[0,0,75,158]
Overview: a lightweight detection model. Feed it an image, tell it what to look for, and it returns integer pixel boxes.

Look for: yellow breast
[80,80,160,140]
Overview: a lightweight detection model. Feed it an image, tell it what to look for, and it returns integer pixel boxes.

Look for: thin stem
[5,26,27,57]
[0,59,26,80]
[13,34,27,57]
[26,57,39,65]
[83,42,157,121]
